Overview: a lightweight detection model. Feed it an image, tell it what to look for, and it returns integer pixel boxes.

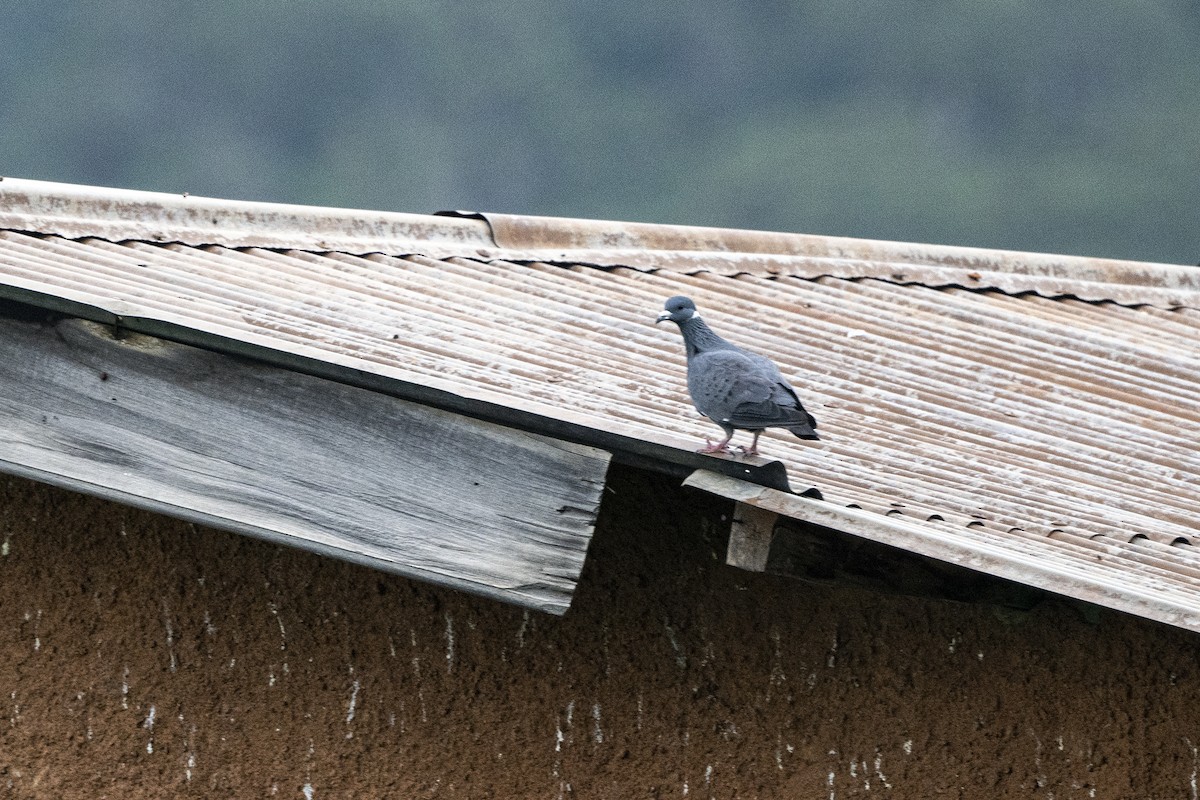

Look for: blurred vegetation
[3,0,1197,263]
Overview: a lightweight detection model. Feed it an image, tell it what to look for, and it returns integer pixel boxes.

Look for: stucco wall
[0,466,1197,798]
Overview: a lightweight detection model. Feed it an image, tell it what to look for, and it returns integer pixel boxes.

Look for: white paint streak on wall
[31,609,41,653]
[948,634,958,654]
[903,739,913,755]
[121,666,130,710]
[182,720,197,782]
[269,602,287,650]
[827,628,839,668]
[203,611,217,637]
[874,748,892,789]
[591,703,603,744]
[601,623,611,677]
[2,534,10,556]
[9,690,20,727]
[1031,733,1047,789]
[553,707,569,799]
[664,620,686,670]
[445,613,455,673]
[162,601,177,672]
[144,705,156,754]
[346,679,361,729]
[827,768,836,800]
[767,628,786,701]
[636,691,644,732]
[700,638,716,669]
[303,739,316,798]
[1185,737,1198,800]
[553,702,574,798]
[409,628,427,723]
[516,610,529,649]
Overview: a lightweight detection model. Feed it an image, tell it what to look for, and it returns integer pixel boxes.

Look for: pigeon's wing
[725,388,818,430]
[689,349,816,431]
[741,372,818,431]
[687,349,763,423]
[687,350,796,423]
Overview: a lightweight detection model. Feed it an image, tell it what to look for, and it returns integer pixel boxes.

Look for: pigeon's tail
[727,402,820,441]
[787,410,820,440]
[789,423,820,441]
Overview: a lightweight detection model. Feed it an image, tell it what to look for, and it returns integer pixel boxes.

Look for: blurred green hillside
[4,1,1197,263]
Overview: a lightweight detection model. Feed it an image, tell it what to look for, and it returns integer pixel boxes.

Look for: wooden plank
[0,311,611,614]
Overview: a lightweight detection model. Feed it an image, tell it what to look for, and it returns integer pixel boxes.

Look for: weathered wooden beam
[0,310,611,614]
[727,503,778,572]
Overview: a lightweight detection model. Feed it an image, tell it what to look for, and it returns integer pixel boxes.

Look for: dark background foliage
[5,1,1198,262]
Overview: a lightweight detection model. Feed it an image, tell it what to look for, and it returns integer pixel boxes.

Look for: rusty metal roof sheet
[1,178,1198,630]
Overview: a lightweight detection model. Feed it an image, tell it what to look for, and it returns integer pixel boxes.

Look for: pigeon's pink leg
[699,431,735,454]
[742,430,762,456]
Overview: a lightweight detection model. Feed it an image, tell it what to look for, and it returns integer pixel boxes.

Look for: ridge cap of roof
[1,178,1196,308]
[464,211,1200,307]
[0,177,494,254]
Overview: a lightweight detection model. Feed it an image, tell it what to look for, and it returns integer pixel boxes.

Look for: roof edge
[0,177,495,255]
[684,470,1200,635]
[465,211,1200,307]
[2,178,1196,308]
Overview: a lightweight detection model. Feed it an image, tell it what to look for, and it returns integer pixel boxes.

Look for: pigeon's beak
[655,311,671,324]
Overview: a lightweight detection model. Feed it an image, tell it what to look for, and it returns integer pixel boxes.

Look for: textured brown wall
[0,466,1198,798]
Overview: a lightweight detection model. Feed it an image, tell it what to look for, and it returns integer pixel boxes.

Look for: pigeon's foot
[699,438,733,454]
[733,431,763,457]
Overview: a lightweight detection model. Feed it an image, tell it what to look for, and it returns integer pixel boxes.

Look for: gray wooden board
[0,313,610,614]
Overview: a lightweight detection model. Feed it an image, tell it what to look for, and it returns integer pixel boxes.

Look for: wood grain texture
[0,312,610,613]
[726,503,777,572]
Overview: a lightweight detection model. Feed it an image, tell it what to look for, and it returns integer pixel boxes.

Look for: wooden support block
[726,502,779,572]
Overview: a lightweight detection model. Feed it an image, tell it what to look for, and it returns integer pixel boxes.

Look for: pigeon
[656,295,818,455]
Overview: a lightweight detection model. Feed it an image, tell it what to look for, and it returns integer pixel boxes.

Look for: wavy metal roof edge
[685,470,1200,634]
[2,178,1197,308]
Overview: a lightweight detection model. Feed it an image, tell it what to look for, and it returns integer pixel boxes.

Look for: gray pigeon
[656,295,819,455]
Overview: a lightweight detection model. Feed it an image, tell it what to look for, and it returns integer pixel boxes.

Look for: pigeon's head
[656,295,699,325]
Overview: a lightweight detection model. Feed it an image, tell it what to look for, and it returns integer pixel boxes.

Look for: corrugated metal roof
[1,179,1198,629]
